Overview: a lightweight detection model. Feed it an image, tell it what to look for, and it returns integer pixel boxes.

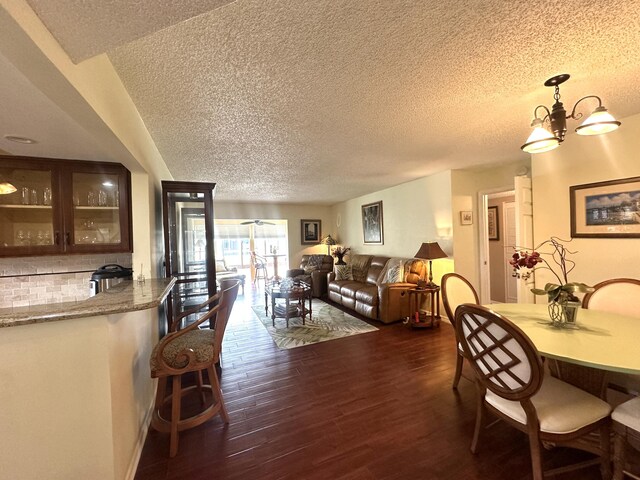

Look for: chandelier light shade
[320,234,337,255]
[414,241,448,287]
[521,74,621,154]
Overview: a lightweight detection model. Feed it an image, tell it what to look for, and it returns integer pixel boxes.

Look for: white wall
[531,111,640,290]
[215,202,333,268]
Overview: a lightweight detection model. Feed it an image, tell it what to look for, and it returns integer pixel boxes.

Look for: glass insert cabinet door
[0,155,132,257]
[162,181,217,330]
[0,163,60,254]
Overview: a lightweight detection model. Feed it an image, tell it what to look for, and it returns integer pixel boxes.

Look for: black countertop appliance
[89,264,133,296]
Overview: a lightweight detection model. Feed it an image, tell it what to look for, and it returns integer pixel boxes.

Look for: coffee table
[264,280,312,327]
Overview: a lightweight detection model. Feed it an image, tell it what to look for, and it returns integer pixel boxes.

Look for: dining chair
[455,303,612,480]
[150,280,240,457]
[612,396,640,480]
[441,273,479,389]
[250,251,268,285]
[583,278,640,396]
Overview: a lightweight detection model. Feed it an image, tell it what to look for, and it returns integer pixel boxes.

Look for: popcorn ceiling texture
[26,1,640,204]
[0,253,132,308]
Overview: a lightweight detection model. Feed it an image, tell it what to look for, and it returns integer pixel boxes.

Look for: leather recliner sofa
[327,254,426,324]
[286,254,334,297]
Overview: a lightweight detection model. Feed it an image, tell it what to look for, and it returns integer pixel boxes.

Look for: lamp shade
[575,106,621,136]
[414,242,447,260]
[320,234,337,246]
[521,125,560,154]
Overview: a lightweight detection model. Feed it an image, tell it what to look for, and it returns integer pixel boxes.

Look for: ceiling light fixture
[4,135,38,144]
[521,74,621,154]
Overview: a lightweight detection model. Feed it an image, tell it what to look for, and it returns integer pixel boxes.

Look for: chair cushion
[612,396,640,432]
[355,285,378,305]
[485,374,611,434]
[150,329,216,376]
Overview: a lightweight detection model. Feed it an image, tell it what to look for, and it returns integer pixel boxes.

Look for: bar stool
[150,281,239,457]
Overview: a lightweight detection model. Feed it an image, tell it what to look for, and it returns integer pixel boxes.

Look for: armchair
[286,254,334,297]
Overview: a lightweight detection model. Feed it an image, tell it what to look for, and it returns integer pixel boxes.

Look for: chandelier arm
[568,95,603,120]
[532,105,552,122]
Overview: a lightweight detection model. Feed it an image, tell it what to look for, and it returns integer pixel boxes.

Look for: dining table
[264,253,287,282]
[487,303,640,375]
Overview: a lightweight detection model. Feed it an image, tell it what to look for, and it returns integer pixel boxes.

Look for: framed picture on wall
[570,176,640,238]
[487,206,499,241]
[301,219,321,244]
[460,211,473,225]
[362,201,384,244]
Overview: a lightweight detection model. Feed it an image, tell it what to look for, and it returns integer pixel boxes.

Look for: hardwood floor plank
[135,285,604,479]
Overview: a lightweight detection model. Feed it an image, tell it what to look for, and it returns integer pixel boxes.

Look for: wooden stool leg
[208,365,229,423]
[152,376,167,425]
[169,375,182,458]
[196,370,206,405]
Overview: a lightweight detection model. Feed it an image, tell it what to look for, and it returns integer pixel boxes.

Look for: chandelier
[521,74,621,154]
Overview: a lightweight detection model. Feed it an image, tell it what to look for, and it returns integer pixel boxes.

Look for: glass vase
[548,299,581,328]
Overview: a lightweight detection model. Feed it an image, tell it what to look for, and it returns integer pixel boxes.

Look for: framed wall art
[460,211,473,225]
[362,201,384,244]
[301,219,321,244]
[487,206,500,241]
[570,176,640,238]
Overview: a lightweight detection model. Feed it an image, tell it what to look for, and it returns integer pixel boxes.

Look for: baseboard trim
[125,385,156,480]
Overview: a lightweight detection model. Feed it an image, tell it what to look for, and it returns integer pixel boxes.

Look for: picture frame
[460,211,473,225]
[487,206,500,241]
[570,176,640,238]
[300,219,321,244]
[361,201,384,244]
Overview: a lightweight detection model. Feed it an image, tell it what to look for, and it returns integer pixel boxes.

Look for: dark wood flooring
[135,284,603,480]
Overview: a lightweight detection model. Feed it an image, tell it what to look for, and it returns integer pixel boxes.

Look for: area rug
[251,299,378,349]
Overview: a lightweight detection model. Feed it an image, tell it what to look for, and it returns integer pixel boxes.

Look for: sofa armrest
[311,269,332,297]
[286,268,305,278]
[377,283,416,323]
[327,271,336,283]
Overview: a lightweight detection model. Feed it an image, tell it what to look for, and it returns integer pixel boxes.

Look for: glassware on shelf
[25,231,33,245]
[21,187,30,205]
[30,188,38,205]
[73,192,80,206]
[43,187,52,206]
[114,189,120,207]
[43,231,52,245]
[36,231,44,245]
[87,191,97,206]
[98,190,107,206]
[16,230,25,245]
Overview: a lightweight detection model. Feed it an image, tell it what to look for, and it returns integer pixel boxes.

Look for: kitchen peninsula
[0,278,175,480]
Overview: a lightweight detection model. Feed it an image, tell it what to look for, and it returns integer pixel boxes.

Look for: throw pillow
[384,258,405,283]
[335,264,353,281]
[304,254,324,274]
[350,255,371,282]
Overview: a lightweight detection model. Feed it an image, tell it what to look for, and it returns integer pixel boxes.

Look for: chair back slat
[456,304,543,401]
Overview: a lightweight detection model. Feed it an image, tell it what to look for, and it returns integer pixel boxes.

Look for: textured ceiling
[13,1,640,203]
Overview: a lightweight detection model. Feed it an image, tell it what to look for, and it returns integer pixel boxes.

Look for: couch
[327,254,426,323]
[285,254,334,297]
[215,259,245,295]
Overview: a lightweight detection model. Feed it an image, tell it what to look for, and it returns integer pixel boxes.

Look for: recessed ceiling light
[4,135,38,144]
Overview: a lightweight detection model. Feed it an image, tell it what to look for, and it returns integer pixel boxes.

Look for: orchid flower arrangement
[509,237,593,303]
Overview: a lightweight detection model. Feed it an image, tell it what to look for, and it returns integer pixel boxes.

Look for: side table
[407,285,441,328]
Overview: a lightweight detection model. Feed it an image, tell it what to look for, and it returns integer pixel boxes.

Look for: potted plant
[509,237,593,327]
[331,246,351,265]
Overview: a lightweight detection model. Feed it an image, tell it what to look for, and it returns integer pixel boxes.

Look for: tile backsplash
[0,254,133,308]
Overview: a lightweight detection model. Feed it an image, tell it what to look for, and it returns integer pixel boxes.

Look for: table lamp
[414,242,448,287]
[320,234,337,255]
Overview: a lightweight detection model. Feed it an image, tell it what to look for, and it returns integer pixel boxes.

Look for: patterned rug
[251,299,378,349]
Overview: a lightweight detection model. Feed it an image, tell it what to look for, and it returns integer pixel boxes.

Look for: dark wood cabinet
[0,155,132,257]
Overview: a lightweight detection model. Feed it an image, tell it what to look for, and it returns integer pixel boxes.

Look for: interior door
[514,176,534,303]
[503,201,518,303]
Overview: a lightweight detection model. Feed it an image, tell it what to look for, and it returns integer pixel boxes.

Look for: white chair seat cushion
[485,375,611,434]
[612,396,640,432]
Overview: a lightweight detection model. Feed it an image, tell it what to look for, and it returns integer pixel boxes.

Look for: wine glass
[16,230,25,246]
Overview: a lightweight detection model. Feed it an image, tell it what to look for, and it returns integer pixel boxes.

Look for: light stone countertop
[0,278,176,328]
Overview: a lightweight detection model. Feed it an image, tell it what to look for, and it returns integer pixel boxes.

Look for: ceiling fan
[240,219,275,226]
